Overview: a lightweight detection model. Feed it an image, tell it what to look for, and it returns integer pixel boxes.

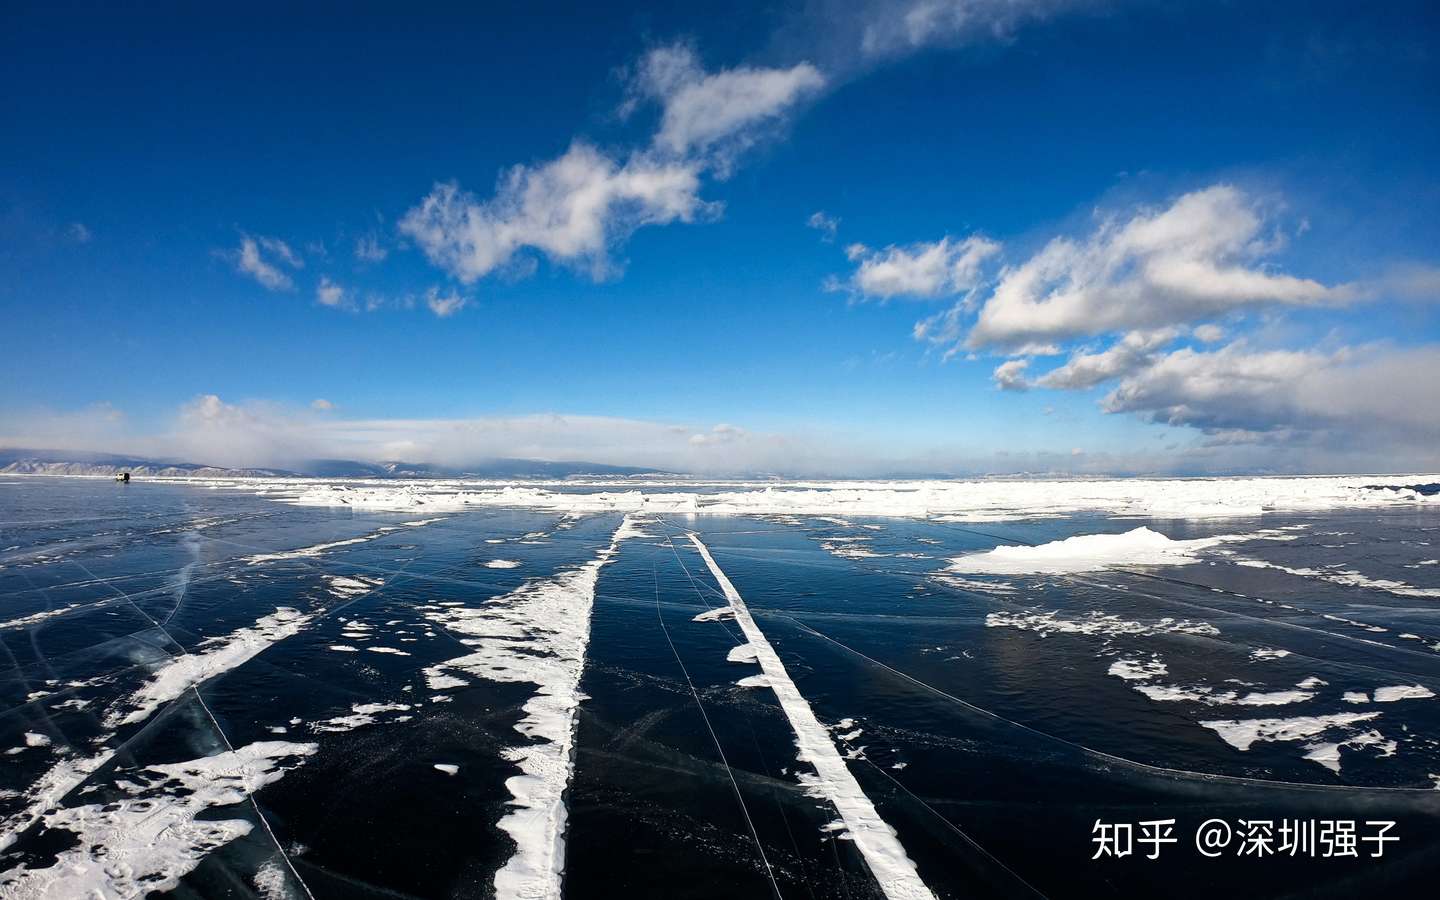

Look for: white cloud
[992,358,1031,391]
[858,0,1088,59]
[355,234,388,262]
[68,223,91,244]
[231,235,302,292]
[1032,327,1179,390]
[844,235,1000,300]
[1193,323,1225,343]
[258,236,303,269]
[311,399,335,411]
[402,44,825,287]
[629,44,825,164]
[807,211,840,242]
[400,144,711,284]
[315,276,346,308]
[960,185,1350,350]
[1102,342,1440,447]
[688,423,748,446]
[425,287,469,318]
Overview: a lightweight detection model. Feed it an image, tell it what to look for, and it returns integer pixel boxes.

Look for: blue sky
[2,0,1438,475]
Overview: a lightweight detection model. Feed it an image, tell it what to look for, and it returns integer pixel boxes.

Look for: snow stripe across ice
[420,516,647,900]
[687,533,935,900]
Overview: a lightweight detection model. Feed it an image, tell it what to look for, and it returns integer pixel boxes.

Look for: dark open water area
[3,477,1440,899]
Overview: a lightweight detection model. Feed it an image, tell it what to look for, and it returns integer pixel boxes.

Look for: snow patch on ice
[109,607,313,727]
[0,741,315,899]
[1201,712,1380,751]
[1303,730,1396,774]
[1250,648,1291,660]
[1108,658,1167,681]
[986,610,1219,639]
[312,702,411,733]
[0,602,94,631]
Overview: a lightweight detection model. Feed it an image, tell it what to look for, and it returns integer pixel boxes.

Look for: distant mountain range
[0,449,671,480]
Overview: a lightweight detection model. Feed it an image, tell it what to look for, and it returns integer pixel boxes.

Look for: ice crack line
[686,533,935,900]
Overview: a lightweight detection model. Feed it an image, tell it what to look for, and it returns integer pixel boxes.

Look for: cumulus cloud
[355,234,388,262]
[1102,342,1440,448]
[400,145,711,284]
[843,235,1000,300]
[807,211,840,242]
[315,276,346,308]
[1031,327,1179,390]
[991,358,1031,391]
[402,44,823,287]
[856,0,1090,59]
[424,287,469,318]
[231,234,303,291]
[628,44,825,164]
[961,185,1351,350]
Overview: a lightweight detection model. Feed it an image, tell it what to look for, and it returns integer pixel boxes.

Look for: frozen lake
[3,476,1440,898]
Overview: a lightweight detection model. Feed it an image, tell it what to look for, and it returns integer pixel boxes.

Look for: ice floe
[949,526,1293,576]
[484,559,521,568]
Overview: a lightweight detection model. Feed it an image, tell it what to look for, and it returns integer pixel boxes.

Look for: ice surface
[0,602,93,631]
[1234,559,1440,597]
[687,534,935,900]
[242,518,441,564]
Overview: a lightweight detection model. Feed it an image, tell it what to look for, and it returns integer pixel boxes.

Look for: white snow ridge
[687,533,935,900]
